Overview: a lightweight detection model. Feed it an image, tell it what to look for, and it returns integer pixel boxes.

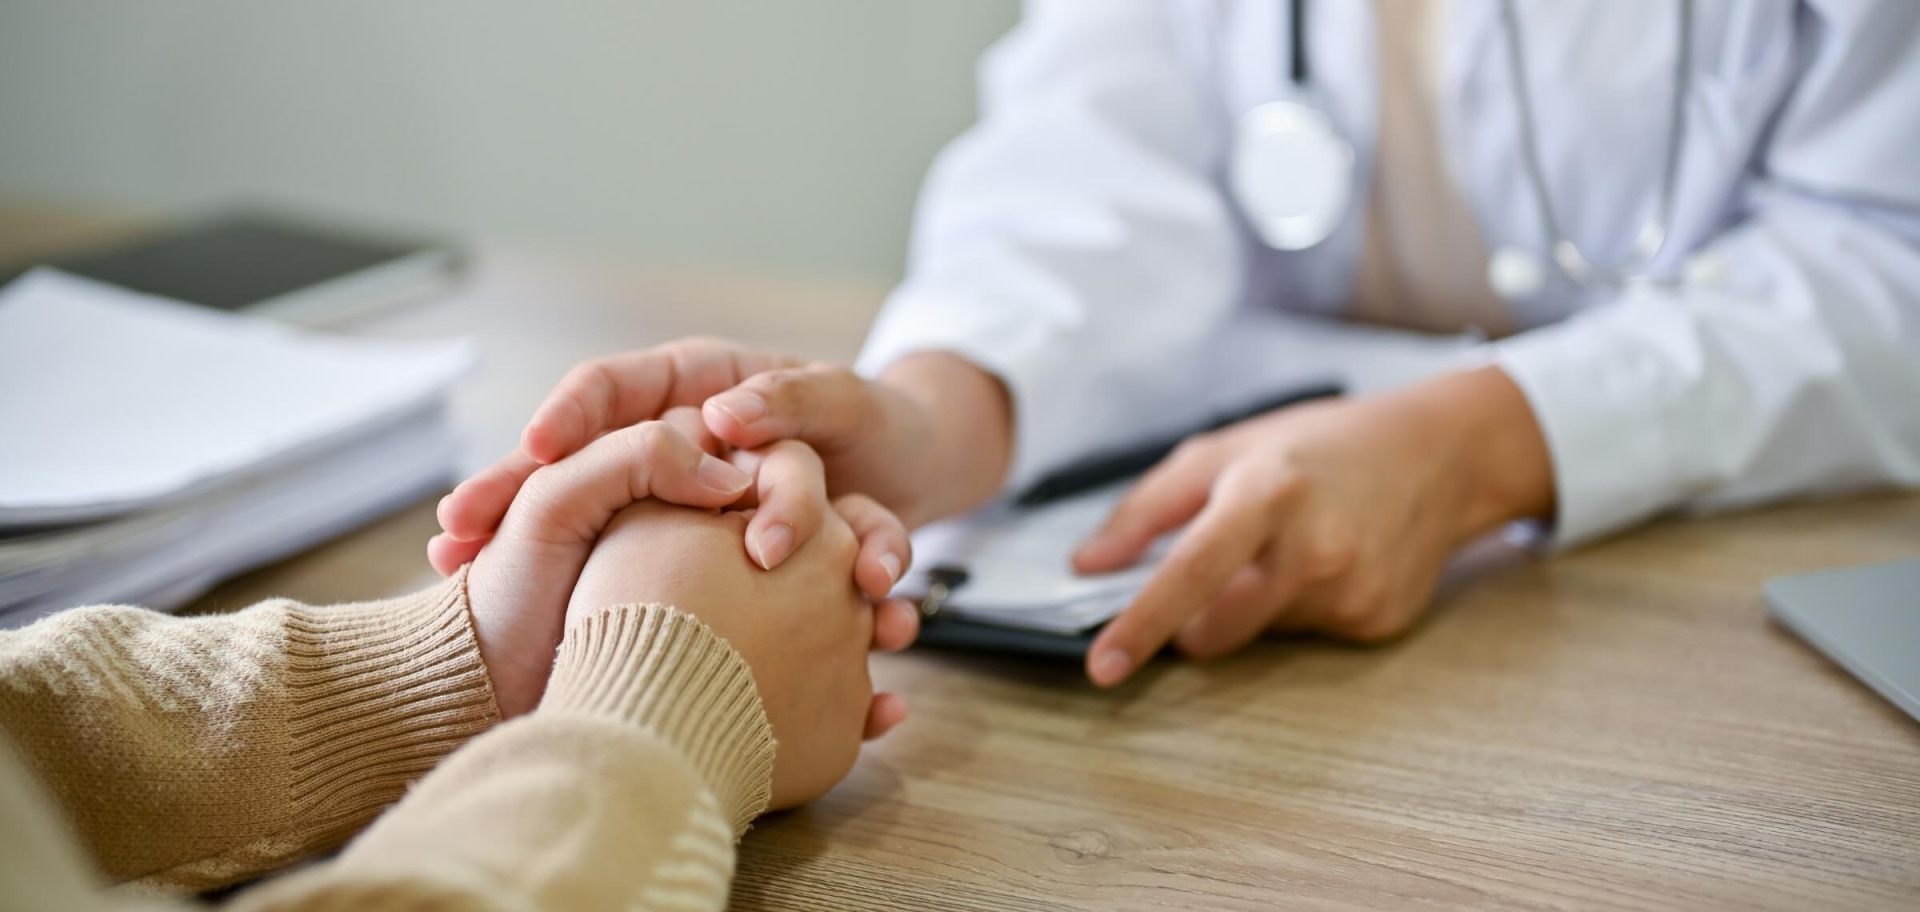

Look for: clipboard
[903,381,1343,658]
[915,615,1102,658]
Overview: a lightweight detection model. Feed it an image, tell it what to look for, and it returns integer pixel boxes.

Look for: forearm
[0,574,498,893]
[878,351,1015,527]
[231,606,774,912]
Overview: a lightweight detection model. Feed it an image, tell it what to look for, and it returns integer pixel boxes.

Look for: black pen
[1012,380,1344,507]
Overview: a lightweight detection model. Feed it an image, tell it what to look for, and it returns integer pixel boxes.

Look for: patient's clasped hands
[433,403,918,809]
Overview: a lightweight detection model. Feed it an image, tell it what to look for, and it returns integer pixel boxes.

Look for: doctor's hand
[1072,366,1554,687]
[435,337,1012,555]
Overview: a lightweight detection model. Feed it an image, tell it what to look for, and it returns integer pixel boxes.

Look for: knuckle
[798,363,869,415]
[1213,458,1270,498]
[784,484,829,518]
[1337,608,1408,644]
[516,467,569,517]
[1175,629,1228,660]
[627,420,680,455]
[1168,436,1214,466]
[751,368,809,402]
[833,492,879,516]
[1172,554,1223,590]
[1103,498,1152,536]
[767,437,825,470]
[818,514,861,563]
[1323,584,1388,634]
[834,522,861,559]
[560,359,610,394]
[1296,530,1358,581]
[1267,470,1310,504]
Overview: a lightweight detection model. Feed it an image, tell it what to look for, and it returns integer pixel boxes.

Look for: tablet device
[1767,558,1920,724]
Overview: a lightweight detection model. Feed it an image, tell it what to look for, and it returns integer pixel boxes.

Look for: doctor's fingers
[1073,439,1228,575]
[1085,464,1278,688]
[522,338,805,465]
[1275,569,1429,645]
[702,364,880,454]
[1174,547,1302,660]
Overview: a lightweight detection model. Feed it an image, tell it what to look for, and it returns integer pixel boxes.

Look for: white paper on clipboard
[890,482,1174,635]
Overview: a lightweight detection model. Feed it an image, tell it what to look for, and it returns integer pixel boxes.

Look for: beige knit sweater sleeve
[0,571,778,912]
[0,573,501,893]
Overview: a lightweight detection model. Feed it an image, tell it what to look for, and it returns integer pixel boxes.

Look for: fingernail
[878,552,903,585]
[710,392,768,426]
[753,523,794,570]
[1090,648,1133,686]
[697,454,750,493]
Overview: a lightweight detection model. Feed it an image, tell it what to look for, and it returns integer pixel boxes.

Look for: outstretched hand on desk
[1072,366,1555,687]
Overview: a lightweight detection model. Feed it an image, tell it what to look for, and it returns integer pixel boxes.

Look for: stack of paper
[0,270,470,626]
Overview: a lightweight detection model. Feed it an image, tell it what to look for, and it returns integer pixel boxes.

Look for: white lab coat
[857,0,1920,547]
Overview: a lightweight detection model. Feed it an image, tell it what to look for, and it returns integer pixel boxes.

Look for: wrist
[878,351,1014,526]
[1412,365,1556,540]
[464,557,566,720]
[540,604,774,835]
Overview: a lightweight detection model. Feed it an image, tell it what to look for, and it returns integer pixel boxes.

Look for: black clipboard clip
[917,566,970,621]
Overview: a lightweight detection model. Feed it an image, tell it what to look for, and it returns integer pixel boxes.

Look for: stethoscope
[1230,0,1694,299]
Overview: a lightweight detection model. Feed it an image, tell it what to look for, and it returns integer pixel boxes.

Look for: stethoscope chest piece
[1230,99,1355,251]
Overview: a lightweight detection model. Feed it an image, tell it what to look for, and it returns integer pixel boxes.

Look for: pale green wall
[0,1,1020,279]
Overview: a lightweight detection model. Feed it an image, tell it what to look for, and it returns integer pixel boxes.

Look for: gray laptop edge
[1766,558,1920,724]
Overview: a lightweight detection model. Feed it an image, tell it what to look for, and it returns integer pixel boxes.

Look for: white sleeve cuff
[1491,299,1707,548]
[855,290,1069,493]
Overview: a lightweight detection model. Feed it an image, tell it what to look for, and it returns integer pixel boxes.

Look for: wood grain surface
[6,203,1915,911]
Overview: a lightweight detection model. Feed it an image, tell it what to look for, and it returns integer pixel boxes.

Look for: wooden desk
[5,206,1917,911]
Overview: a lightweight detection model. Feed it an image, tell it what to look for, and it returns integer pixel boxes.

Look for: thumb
[702,364,879,456]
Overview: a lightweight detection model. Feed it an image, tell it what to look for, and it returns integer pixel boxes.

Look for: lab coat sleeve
[855,0,1245,491]
[1493,1,1920,547]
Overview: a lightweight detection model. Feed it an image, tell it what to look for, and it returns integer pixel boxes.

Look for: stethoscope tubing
[1248,0,1694,293]
[1496,0,1692,287]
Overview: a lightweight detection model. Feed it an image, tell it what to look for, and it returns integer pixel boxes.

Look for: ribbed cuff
[538,605,775,837]
[281,569,501,835]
